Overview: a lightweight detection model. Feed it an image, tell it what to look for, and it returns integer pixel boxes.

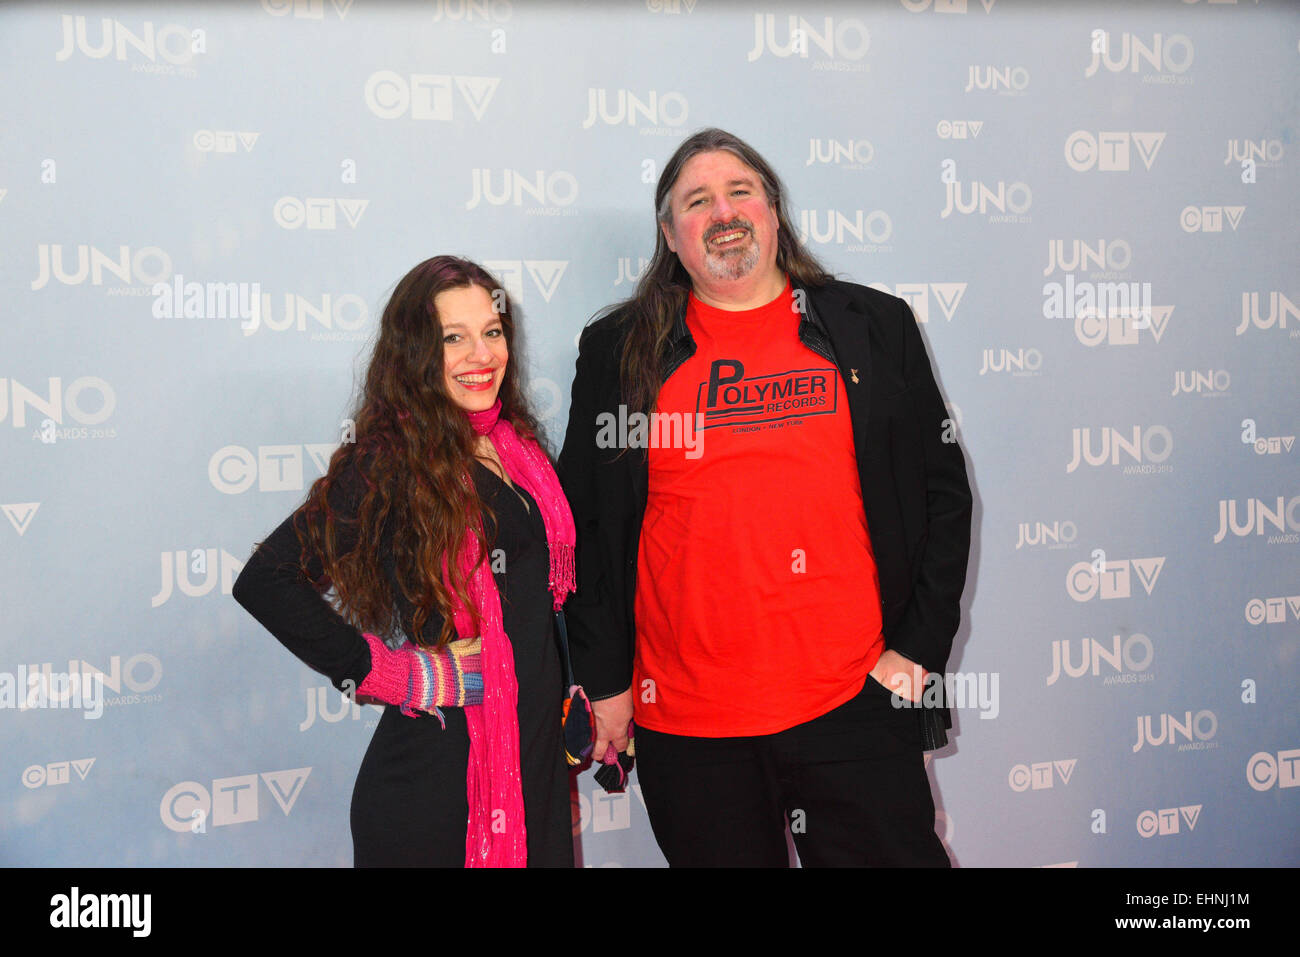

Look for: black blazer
[556,279,972,747]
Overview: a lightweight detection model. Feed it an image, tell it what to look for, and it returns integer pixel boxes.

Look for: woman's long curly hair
[293,256,538,648]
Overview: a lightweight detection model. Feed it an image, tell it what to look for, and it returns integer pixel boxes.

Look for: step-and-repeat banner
[2,0,1297,867]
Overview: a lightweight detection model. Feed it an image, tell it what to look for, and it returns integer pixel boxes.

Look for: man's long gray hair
[615,128,833,416]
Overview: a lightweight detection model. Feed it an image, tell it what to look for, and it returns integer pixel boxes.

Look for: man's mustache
[703,220,754,242]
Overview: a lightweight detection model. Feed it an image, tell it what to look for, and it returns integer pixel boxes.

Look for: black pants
[634,676,950,867]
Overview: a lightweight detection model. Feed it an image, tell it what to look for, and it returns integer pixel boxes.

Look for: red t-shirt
[633,282,884,736]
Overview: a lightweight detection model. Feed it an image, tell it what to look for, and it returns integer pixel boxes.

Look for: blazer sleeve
[231,459,374,693]
[884,298,973,675]
[556,324,635,700]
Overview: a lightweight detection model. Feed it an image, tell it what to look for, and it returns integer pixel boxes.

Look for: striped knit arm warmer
[356,632,484,719]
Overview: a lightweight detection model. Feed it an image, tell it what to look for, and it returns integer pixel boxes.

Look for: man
[557,128,971,866]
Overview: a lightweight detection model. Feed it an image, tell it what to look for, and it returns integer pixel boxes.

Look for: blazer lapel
[807,284,873,454]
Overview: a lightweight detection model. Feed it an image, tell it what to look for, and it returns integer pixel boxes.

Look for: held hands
[356,632,484,716]
[591,687,634,761]
[869,648,927,704]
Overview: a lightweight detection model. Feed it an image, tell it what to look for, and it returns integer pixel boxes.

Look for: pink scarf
[455,399,575,867]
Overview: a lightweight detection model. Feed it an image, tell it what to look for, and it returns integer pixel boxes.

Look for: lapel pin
[850,368,859,384]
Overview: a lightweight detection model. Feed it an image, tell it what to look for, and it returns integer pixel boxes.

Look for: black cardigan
[555,279,973,748]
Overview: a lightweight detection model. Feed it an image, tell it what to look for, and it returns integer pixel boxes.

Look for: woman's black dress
[232,460,573,867]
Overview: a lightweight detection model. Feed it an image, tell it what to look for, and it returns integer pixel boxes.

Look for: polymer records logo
[695,359,836,432]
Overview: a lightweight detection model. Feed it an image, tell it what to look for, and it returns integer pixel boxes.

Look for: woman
[232,256,575,867]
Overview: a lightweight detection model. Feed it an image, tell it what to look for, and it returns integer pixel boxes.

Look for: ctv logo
[1246,750,1300,791]
[868,282,966,324]
[22,758,95,789]
[1244,595,1300,625]
[902,0,998,12]
[1180,206,1244,233]
[193,130,258,153]
[160,768,311,832]
[1064,131,1165,171]
[1136,805,1201,838]
[208,442,338,494]
[273,197,368,230]
[1065,557,1164,601]
[3,503,40,536]
[364,71,499,121]
[260,0,355,20]
[936,120,984,139]
[480,260,568,304]
[1008,759,1075,791]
